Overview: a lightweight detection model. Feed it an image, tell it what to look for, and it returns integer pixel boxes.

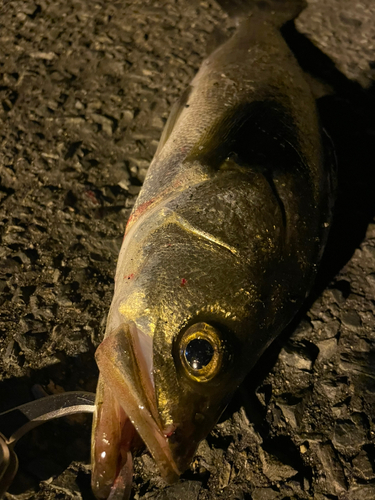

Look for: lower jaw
[91,384,143,499]
[105,420,144,500]
[106,450,133,500]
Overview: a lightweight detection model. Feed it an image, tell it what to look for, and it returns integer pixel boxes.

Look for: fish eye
[185,338,214,370]
[179,323,223,382]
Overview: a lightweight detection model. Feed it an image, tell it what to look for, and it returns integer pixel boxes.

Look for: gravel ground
[297,0,375,88]
[0,1,375,499]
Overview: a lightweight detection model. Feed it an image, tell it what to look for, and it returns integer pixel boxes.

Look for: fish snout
[92,322,181,498]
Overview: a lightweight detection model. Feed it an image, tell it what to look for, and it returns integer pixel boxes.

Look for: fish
[91,1,335,498]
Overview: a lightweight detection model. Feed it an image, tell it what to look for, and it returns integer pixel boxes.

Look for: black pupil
[185,338,214,370]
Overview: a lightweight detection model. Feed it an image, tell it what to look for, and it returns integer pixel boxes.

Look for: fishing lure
[0,391,95,498]
[91,2,335,498]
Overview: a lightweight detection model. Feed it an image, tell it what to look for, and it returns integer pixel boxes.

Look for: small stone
[91,113,114,136]
[311,318,340,339]
[259,449,298,482]
[195,439,214,468]
[365,223,375,239]
[314,442,347,495]
[279,347,313,371]
[217,460,231,489]
[155,481,201,500]
[348,484,375,500]
[352,449,375,480]
[128,185,141,195]
[316,338,337,362]
[341,311,361,330]
[75,100,84,110]
[300,443,308,454]
[123,109,134,123]
[118,178,131,191]
[366,273,375,288]
[47,467,81,495]
[363,245,375,261]
[30,51,56,60]
[252,487,280,500]
[128,157,150,169]
[332,415,367,456]
[16,11,27,21]
[56,296,73,307]
[319,381,347,405]
[152,115,165,129]
[278,403,298,429]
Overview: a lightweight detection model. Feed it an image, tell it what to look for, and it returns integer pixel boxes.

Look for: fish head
[92,245,263,497]
[91,168,304,497]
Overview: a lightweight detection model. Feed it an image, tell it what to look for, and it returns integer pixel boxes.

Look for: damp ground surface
[1,1,375,499]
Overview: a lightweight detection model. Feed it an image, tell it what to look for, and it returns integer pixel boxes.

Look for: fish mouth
[91,322,180,499]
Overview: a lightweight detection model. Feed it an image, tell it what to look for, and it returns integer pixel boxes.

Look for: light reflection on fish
[91,2,335,498]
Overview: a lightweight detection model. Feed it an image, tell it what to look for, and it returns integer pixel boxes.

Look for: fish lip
[94,322,181,485]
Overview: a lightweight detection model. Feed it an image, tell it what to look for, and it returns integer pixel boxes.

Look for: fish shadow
[283,24,375,283]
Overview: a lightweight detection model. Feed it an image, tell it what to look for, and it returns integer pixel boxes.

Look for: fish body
[91,6,335,499]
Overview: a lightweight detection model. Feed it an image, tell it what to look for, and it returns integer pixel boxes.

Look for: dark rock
[341,311,361,330]
[316,338,338,362]
[332,414,368,456]
[259,448,298,482]
[348,484,375,500]
[154,481,201,500]
[252,487,280,500]
[352,449,375,480]
[311,442,347,496]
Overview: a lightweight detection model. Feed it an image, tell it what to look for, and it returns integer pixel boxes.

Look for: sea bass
[91,2,335,498]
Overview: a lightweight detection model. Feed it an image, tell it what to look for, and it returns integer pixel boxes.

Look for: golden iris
[179,323,223,382]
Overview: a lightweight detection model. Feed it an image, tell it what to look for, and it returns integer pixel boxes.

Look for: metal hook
[0,391,96,498]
